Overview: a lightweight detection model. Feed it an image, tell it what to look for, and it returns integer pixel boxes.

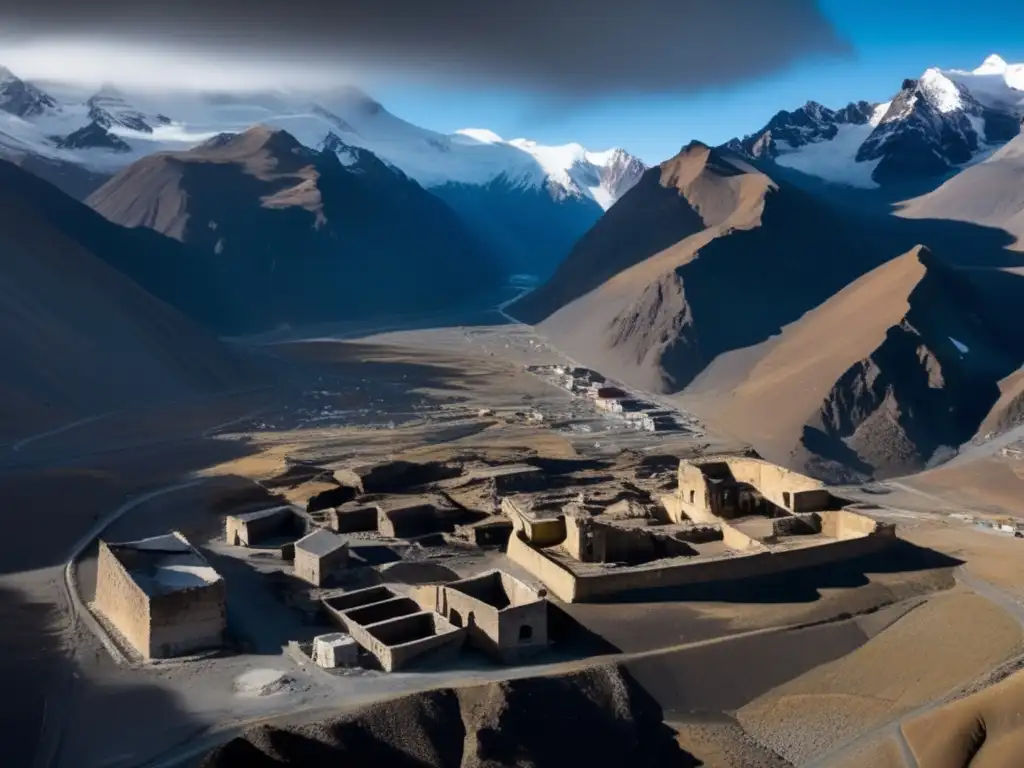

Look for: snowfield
[774,102,890,188]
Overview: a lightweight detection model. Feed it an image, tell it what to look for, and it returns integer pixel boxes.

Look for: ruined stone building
[94,532,226,660]
[424,570,548,663]
[323,585,466,671]
[225,506,308,547]
[563,513,703,565]
[294,529,349,586]
[504,455,896,603]
[673,457,844,523]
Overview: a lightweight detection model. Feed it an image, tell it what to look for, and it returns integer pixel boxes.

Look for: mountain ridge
[87,125,504,332]
[0,69,645,274]
[726,54,1024,188]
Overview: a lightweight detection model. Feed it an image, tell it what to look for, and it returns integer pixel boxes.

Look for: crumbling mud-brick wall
[342,597,421,627]
[509,513,897,604]
[676,462,713,517]
[564,515,656,564]
[818,509,895,540]
[327,505,377,534]
[95,541,151,657]
[720,523,768,552]
[352,612,465,672]
[94,540,227,659]
[502,497,567,546]
[772,513,822,538]
[377,503,441,538]
[674,457,847,521]
[148,581,226,658]
[723,458,836,513]
[433,571,548,663]
[507,533,579,602]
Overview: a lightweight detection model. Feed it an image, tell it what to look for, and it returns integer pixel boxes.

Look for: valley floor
[4,311,1024,768]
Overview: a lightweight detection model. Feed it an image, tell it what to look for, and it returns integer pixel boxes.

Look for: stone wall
[94,541,151,657]
[724,458,828,512]
[507,524,897,604]
[148,581,226,658]
[502,497,567,546]
[819,509,894,540]
[507,534,579,602]
[327,505,378,533]
[720,523,766,552]
[772,513,821,537]
[294,548,320,585]
[564,514,654,563]
[225,508,305,547]
[433,574,548,663]
[355,612,466,672]
[495,601,549,661]
[676,463,711,514]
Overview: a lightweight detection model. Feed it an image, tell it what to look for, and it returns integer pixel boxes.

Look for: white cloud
[0,38,362,91]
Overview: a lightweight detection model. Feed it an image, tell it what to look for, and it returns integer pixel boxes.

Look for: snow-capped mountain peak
[0,67,60,119]
[918,68,971,114]
[946,55,1024,112]
[974,54,1009,75]
[85,87,169,134]
[0,64,645,228]
[727,55,1024,188]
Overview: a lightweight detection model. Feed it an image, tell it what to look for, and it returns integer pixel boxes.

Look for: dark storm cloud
[0,0,848,93]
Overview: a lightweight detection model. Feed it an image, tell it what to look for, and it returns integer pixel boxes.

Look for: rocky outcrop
[811,248,1015,473]
[57,121,131,153]
[0,67,58,118]
[730,100,878,159]
[855,73,988,183]
[86,85,158,133]
[713,246,1018,479]
[200,665,689,768]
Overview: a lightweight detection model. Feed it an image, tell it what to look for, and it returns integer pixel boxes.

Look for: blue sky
[372,0,1024,164]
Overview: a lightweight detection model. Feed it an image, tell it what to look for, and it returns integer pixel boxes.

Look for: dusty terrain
[5,303,1024,768]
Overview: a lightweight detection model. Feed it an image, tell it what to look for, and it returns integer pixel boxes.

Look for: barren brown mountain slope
[511,142,883,394]
[707,247,1016,478]
[977,367,1024,438]
[898,128,1024,250]
[87,126,501,333]
[0,160,254,441]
